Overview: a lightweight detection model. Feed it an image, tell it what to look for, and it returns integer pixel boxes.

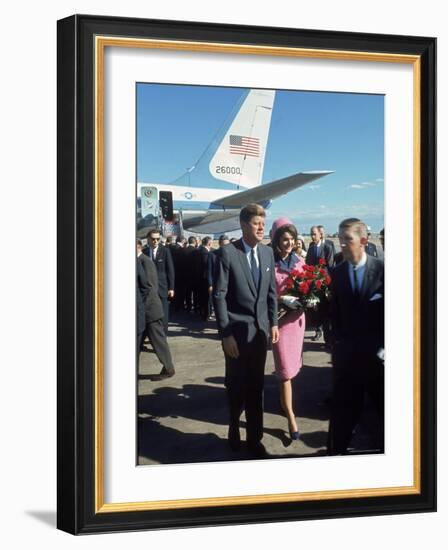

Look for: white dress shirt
[241,239,260,269]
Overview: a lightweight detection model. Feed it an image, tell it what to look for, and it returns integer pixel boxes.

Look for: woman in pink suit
[271,218,306,440]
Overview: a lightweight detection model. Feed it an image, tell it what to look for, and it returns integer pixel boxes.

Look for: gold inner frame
[94,36,421,513]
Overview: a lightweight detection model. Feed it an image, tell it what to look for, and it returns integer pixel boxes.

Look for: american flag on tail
[229,134,260,157]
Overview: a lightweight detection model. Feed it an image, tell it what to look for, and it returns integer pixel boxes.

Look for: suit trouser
[160,296,170,333]
[137,331,145,368]
[327,347,384,455]
[146,318,175,373]
[198,281,211,320]
[224,331,267,445]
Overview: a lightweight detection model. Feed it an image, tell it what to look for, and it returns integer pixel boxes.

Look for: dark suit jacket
[213,239,278,346]
[183,245,202,285]
[137,260,150,334]
[198,245,211,282]
[138,253,164,322]
[330,254,384,357]
[207,248,220,287]
[170,243,186,270]
[143,245,175,299]
[306,241,335,268]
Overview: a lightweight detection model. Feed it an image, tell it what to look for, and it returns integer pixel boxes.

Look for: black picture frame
[57,14,436,534]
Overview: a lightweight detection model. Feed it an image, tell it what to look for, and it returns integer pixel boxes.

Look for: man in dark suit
[207,234,230,291]
[327,218,384,455]
[318,225,336,257]
[144,229,175,333]
[365,227,379,257]
[306,225,335,268]
[197,236,213,321]
[307,225,335,343]
[183,236,201,313]
[213,204,279,457]
[136,259,150,367]
[171,236,187,312]
[137,240,176,380]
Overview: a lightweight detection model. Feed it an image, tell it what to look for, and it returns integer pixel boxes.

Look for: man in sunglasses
[144,229,175,333]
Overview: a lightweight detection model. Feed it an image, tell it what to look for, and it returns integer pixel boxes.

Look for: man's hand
[271,326,279,344]
[222,335,239,359]
[168,290,175,299]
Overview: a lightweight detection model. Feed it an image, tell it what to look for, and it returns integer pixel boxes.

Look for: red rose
[319,268,327,276]
[299,281,310,295]
[319,258,326,265]
[325,275,331,285]
[286,278,294,290]
[315,279,323,290]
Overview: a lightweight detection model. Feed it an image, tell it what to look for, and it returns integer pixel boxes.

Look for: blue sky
[137,84,384,234]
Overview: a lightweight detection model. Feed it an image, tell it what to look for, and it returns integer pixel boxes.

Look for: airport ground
[137,308,384,466]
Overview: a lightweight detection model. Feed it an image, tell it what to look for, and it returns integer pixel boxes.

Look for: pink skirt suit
[272,253,306,381]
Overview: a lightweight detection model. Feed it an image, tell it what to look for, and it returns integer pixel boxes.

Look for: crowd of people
[136,203,385,458]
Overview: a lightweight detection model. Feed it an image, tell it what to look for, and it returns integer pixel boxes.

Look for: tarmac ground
[137,308,383,465]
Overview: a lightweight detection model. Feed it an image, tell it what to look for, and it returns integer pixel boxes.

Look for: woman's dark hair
[272,223,298,261]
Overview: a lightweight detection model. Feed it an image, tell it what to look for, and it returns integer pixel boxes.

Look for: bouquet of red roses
[279,259,331,320]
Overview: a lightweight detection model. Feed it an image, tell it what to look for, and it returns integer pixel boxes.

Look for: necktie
[353,265,360,299]
[250,248,260,290]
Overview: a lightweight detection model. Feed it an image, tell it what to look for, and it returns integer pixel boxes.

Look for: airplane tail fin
[208,89,275,189]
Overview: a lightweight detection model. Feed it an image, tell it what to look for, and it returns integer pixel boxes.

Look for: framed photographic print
[57,14,436,534]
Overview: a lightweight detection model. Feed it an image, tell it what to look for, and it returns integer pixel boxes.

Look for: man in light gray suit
[213,204,279,457]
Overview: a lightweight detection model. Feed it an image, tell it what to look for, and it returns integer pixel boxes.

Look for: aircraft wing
[211,171,334,208]
[183,209,241,229]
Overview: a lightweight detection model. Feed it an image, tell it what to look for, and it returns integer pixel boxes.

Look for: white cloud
[350,181,376,189]
[307,185,321,191]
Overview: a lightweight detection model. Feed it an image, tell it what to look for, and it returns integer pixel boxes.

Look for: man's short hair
[239,203,265,224]
[176,236,183,243]
[218,234,229,243]
[188,236,196,245]
[338,218,367,238]
[202,236,212,246]
[147,228,160,238]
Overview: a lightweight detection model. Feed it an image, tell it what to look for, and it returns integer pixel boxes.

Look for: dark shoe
[312,329,323,341]
[247,441,268,459]
[228,425,241,451]
[287,419,300,441]
[151,367,175,381]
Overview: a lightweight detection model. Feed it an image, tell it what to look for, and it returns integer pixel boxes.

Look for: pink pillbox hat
[271,216,294,238]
